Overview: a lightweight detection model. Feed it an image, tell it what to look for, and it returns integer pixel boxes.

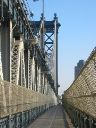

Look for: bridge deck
[27,105,68,128]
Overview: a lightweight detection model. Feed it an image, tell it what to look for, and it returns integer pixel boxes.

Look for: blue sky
[28,0,96,95]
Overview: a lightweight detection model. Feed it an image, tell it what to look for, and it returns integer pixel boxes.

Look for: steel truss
[11,36,26,86]
[0,0,60,92]
[0,1,61,127]
[30,14,60,93]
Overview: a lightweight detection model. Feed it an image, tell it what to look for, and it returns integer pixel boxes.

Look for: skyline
[28,0,96,95]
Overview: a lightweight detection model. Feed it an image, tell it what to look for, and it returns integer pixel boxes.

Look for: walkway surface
[27,105,68,128]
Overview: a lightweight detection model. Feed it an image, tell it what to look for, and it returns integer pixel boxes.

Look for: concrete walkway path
[27,105,68,128]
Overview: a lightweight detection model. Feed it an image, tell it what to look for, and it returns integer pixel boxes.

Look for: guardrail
[62,49,96,127]
[0,80,55,118]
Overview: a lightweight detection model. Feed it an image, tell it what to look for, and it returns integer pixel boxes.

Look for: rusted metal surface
[27,105,66,128]
[63,50,96,118]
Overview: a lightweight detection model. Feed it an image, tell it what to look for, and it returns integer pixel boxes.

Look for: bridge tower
[30,14,60,94]
[0,1,61,127]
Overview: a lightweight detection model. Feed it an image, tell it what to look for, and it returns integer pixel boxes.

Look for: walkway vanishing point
[0,0,96,128]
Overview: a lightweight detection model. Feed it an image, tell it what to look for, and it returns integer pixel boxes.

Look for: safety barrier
[62,49,96,128]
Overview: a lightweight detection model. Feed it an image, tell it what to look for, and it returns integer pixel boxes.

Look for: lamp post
[42,0,45,51]
[42,0,44,21]
[33,0,44,18]
[33,0,45,51]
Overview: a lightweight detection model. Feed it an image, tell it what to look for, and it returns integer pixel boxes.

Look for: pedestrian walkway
[27,105,68,128]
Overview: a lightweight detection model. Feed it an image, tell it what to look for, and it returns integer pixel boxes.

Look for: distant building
[74,60,85,79]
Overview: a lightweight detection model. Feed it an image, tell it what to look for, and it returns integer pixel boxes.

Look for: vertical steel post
[41,0,45,52]
[54,14,58,94]
[1,0,3,20]
[0,23,3,80]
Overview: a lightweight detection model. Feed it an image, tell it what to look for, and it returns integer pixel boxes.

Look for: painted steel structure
[62,48,96,128]
[30,16,60,94]
[0,0,60,127]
